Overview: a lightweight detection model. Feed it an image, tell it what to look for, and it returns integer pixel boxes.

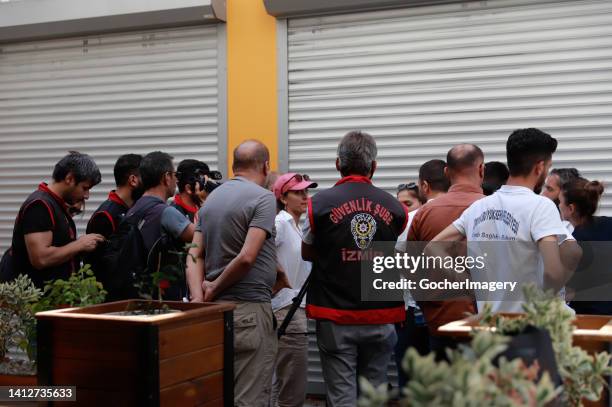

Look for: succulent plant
[359,286,612,407]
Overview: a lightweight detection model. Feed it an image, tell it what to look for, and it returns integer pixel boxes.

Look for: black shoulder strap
[123,199,165,228]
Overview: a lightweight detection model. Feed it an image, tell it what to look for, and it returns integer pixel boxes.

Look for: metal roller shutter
[0,24,224,253]
[287,0,612,209]
[285,0,612,395]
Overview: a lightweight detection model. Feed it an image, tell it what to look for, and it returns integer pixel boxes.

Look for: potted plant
[361,330,560,407]
[0,274,41,385]
[35,245,236,406]
[359,286,612,407]
[35,264,107,311]
[0,265,108,386]
[477,287,612,406]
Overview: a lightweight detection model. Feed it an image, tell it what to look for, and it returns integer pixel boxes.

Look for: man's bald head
[447,144,484,173]
[232,140,270,172]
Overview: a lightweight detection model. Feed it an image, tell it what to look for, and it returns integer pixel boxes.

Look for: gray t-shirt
[196,176,277,302]
[161,206,191,240]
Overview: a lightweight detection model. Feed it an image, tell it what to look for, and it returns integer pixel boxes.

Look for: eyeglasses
[397,182,418,192]
[281,174,311,194]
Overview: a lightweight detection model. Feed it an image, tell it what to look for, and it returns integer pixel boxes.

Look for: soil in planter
[105,301,183,316]
[105,309,181,316]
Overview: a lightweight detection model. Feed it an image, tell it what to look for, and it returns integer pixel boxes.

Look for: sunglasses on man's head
[397,182,418,192]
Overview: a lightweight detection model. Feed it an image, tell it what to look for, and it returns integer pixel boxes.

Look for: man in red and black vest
[86,154,143,238]
[171,159,211,223]
[302,131,408,407]
[7,152,104,288]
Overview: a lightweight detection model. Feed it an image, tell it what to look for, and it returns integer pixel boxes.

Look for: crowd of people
[1,127,610,406]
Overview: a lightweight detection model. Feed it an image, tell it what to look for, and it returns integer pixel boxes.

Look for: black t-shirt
[573,216,612,241]
[21,200,55,235]
[569,216,612,315]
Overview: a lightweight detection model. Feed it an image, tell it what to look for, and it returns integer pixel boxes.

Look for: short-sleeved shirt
[407,183,484,332]
[22,201,55,234]
[452,185,571,312]
[161,206,191,241]
[196,177,277,302]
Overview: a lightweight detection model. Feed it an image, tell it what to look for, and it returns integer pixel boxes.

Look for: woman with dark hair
[560,177,612,314]
[560,178,609,240]
[396,182,423,211]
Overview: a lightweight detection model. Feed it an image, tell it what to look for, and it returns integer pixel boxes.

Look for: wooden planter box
[0,373,36,386]
[35,300,235,407]
[438,312,612,345]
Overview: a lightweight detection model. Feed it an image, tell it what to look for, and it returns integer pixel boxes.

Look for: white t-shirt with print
[452,185,572,313]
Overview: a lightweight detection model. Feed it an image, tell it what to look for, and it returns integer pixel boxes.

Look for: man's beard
[64,192,79,206]
[534,173,547,195]
[190,192,203,207]
[131,184,145,202]
[534,184,543,195]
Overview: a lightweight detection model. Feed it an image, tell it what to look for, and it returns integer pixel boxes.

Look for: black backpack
[87,199,164,301]
[147,236,188,301]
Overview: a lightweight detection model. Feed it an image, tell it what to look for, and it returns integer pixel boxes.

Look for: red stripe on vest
[99,210,117,233]
[37,182,68,212]
[108,190,128,208]
[306,304,405,325]
[307,197,315,234]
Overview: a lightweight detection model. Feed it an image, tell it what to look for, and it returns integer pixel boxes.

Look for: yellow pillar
[226,0,278,174]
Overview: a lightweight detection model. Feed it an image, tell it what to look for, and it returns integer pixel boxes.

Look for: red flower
[158,279,170,290]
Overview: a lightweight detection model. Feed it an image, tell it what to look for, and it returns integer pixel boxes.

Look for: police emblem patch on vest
[350,213,377,250]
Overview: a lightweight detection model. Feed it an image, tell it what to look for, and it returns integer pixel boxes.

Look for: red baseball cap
[273,173,318,199]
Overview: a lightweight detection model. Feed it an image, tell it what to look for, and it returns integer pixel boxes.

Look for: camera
[199,170,223,194]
